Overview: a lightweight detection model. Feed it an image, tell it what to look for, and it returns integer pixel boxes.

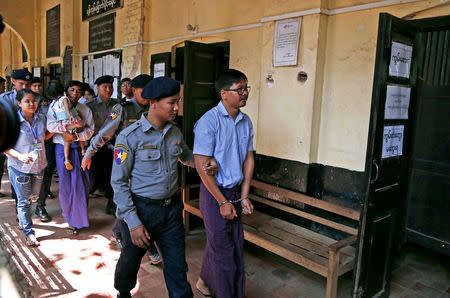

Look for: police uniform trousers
[89,146,113,198]
[199,182,245,298]
[114,195,193,298]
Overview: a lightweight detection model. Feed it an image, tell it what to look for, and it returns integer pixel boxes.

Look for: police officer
[112,77,218,298]
[82,74,152,214]
[0,69,32,109]
[85,75,118,201]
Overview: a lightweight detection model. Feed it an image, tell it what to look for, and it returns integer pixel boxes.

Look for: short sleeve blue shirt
[193,101,254,188]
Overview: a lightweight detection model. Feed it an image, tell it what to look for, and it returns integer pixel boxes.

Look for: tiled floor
[0,174,448,297]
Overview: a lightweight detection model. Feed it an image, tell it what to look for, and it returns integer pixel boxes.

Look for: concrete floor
[0,173,448,298]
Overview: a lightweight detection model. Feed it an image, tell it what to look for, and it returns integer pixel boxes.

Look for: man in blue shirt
[193,69,255,298]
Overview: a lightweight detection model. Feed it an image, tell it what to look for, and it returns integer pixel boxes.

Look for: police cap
[11,69,32,81]
[95,75,114,85]
[30,77,41,84]
[131,74,152,88]
[142,77,180,100]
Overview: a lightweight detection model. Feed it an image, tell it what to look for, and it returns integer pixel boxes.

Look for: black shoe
[35,207,51,222]
[0,192,6,198]
[46,192,55,199]
[117,293,131,298]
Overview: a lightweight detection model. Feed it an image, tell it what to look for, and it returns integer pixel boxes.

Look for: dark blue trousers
[37,139,56,208]
[114,197,193,298]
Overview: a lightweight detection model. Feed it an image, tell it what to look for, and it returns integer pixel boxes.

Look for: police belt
[131,193,176,206]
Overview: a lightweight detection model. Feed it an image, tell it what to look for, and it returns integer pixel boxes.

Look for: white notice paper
[389,41,413,78]
[33,67,41,78]
[382,125,404,159]
[83,60,89,81]
[112,77,118,99]
[154,63,165,78]
[273,17,302,67]
[385,85,411,119]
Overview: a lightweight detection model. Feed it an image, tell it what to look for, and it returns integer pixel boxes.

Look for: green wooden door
[182,41,227,148]
[353,13,419,298]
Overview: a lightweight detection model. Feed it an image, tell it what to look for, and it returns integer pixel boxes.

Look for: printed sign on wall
[273,17,302,67]
[382,125,404,159]
[389,41,413,78]
[385,85,411,119]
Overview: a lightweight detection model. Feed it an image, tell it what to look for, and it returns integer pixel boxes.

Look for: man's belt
[132,193,176,206]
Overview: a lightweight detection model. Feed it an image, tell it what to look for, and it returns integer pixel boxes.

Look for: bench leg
[182,186,191,233]
[326,250,340,298]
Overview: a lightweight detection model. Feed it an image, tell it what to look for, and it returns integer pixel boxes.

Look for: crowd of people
[0,68,254,298]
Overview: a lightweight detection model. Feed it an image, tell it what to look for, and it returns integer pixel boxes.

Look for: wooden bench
[183,179,361,298]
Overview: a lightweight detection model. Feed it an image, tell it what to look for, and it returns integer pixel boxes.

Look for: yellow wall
[1,0,449,172]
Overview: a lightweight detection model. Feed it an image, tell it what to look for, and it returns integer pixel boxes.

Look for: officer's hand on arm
[130,224,151,249]
[81,157,92,170]
[202,158,218,176]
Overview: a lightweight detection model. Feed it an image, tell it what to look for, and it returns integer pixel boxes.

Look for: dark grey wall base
[254,153,365,211]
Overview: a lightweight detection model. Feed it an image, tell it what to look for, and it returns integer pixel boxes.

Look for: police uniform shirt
[0,89,18,109]
[85,96,118,134]
[84,97,147,159]
[111,113,193,230]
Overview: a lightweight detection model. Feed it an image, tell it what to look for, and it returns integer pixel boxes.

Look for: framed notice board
[89,13,115,52]
[46,5,60,57]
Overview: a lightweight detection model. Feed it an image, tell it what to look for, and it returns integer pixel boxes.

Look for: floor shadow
[0,221,77,297]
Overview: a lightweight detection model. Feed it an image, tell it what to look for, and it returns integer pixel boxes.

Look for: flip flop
[67,227,79,235]
[26,236,40,247]
[196,279,214,297]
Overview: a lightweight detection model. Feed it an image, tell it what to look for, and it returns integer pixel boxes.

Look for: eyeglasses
[223,86,251,95]
[121,84,131,87]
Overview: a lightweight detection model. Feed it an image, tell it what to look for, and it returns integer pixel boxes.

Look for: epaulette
[120,120,141,137]
[120,99,132,106]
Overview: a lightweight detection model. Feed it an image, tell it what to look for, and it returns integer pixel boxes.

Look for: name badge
[129,119,137,123]
[143,145,157,149]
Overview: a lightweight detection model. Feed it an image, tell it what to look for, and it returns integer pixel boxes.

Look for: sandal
[26,235,40,247]
[64,160,73,170]
[67,227,79,235]
[196,278,214,297]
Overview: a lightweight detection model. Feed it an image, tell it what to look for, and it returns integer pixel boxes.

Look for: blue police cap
[11,69,32,80]
[30,77,41,84]
[131,74,153,88]
[142,77,180,100]
[95,75,114,85]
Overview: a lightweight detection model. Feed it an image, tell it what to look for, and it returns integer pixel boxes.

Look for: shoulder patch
[114,143,129,165]
[108,107,121,120]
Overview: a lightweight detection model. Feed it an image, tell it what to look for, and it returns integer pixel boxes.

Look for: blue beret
[142,77,180,100]
[95,75,114,85]
[30,77,41,84]
[131,74,153,88]
[11,69,32,80]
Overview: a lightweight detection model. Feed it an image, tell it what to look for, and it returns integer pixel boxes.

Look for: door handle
[370,160,379,184]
